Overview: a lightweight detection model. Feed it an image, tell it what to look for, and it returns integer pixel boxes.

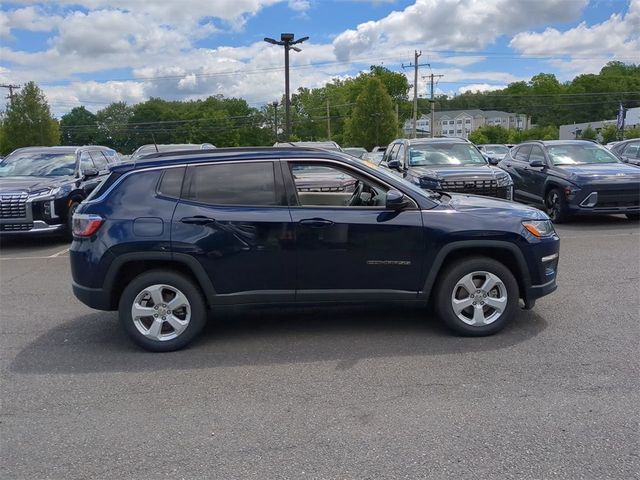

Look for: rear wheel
[435,257,519,336]
[119,270,207,352]
[545,188,570,223]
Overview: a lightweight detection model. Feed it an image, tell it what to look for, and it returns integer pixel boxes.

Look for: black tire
[118,270,207,352]
[626,213,640,221]
[545,187,570,223]
[65,201,80,240]
[435,256,519,336]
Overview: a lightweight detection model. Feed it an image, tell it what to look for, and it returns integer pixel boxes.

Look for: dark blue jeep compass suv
[70,148,560,351]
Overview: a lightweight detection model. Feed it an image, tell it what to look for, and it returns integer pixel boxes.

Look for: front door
[171,161,295,304]
[525,145,550,203]
[285,160,424,302]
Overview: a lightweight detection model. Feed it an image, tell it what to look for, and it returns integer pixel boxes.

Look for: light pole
[264,33,308,141]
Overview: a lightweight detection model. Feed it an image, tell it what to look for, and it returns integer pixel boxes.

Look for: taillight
[72,213,104,237]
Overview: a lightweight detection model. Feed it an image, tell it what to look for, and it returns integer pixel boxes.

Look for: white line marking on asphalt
[49,247,70,257]
[0,255,69,261]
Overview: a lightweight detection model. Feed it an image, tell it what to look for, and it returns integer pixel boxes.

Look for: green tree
[580,124,597,140]
[345,77,397,150]
[599,124,618,144]
[624,125,640,139]
[468,130,489,144]
[95,102,134,152]
[1,81,59,155]
[60,106,97,146]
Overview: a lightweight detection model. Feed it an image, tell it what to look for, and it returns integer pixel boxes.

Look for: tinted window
[514,145,532,162]
[385,144,399,163]
[102,150,118,163]
[529,146,546,164]
[185,162,277,206]
[90,151,109,171]
[157,167,185,198]
[622,142,640,159]
[397,144,406,167]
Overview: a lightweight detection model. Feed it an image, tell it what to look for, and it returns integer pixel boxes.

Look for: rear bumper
[72,281,115,311]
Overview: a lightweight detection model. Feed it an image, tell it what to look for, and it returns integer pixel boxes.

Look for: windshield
[409,144,487,167]
[547,144,620,166]
[0,152,77,177]
[483,145,509,155]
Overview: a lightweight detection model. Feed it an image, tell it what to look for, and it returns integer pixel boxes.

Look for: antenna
[151,132,159,152]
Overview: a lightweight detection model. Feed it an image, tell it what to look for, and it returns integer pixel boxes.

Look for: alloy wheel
[450,271,507,326]
[546,191,560,221]
[131,284,191,341]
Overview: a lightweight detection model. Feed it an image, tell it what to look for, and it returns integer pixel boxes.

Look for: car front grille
[594,188,640,209]
[0,192,28,219]
[0,223,33,232]
[440,179,509,199]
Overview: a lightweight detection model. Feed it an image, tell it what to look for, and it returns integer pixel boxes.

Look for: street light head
[291,46,302,53]
[264,37,278,45]
[293,36,309,45]
[281,33,295,42]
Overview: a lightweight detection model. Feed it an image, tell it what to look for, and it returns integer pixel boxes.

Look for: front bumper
[568,184,640,215]
[0,220,66,235]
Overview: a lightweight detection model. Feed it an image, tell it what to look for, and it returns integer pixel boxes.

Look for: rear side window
[157,167,185,198]
[184,162,278,206]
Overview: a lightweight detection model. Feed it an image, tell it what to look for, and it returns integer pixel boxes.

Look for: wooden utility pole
[273,101,279,142]
[402,51,425,138]
[423,72,443,137]
[326,97,331,140]
[1,84,20,106]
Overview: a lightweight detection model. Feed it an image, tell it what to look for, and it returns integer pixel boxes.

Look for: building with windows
[403,109,530,138]
[559,107,640,140]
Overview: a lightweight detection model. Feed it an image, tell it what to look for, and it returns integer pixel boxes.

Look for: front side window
[90,151,109,171]
[547,144,621,166]
[184,162,278,206]
[0,151,77,177]
[622,142,640,159]
[290,162,389,208]
[80,152,94,172]
[514,145,532,162]
[408,143,487,167]
[528,146,546,164]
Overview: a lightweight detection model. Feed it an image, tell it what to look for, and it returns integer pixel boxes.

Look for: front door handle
[180,215,216,225]
[505,162,512,167]
[299,218,334,228]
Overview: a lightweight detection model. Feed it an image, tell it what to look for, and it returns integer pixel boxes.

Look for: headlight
[28,186,65,200]
[496,174,513,187]
[522,220,555,237]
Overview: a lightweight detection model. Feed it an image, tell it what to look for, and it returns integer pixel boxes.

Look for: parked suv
[70,147,559,352]
[610,139,640,167]
[499,140,640,222]
[0,146,118,235]
[382,138,514,200]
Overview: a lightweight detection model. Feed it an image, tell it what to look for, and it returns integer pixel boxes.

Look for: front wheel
[545,188,570,223]
[435,257,519,336]
[119,270,207,352]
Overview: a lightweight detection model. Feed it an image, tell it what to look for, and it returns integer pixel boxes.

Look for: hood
[447,192,549,220]
[556,163,640,184]
[0,176,71,194]
[409,164,506,181]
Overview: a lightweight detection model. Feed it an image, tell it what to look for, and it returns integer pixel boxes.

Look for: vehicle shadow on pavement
[10,305,548,374]
[0,235,69,252]
[555,214,638,232]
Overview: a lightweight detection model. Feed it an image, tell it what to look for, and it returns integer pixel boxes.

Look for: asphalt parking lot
[1,216,638,480]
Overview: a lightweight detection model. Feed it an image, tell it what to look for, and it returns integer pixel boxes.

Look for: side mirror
[83,167,99,179]
[387,159,401,170]
[487,157,500,165]
[386,189,409,210]
[529,159,545,168]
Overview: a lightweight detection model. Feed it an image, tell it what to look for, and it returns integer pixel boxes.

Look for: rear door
[171,160,296,304]
[284,159,424,302]
[508,144,533,201]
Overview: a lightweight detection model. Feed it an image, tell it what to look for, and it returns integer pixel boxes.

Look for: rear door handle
[180,215,216,225]
[299,218,334,228]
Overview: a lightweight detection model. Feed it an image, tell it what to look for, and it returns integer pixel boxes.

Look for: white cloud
[333,0,588,60]
[458,83,507,94]
[288,0,311,11]
[509,0,640,74]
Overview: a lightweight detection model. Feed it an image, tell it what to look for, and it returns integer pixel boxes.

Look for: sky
[1,0,638,117]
